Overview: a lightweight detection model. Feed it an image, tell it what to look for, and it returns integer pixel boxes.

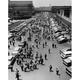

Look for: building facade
[8,1,35,19]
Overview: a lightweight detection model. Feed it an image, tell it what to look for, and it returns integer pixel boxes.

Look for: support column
[69,10,72,20]
[60,9,64,16]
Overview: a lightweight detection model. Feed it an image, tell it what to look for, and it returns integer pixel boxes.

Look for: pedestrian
[52,43,54,48]
[13,41,15,46]
[12,37,15,41]
[15,69,21,80]
[49,65,53,72]
[10,65,14,72]
[27,63,30,70]
[54,44,57,48]
[52,37,54,41]
[30,60,33,65]
[8,45,10,49]
[48,48,51,54]
[32,45,35,49]
[43,43,45,48]
[8,52,10,56]
[35,59,39,65]
[20,63,24,71]
[40,54,42,59]
[18,48,23,54]
[35,52,39,59]
[36,44,39,49]
[17,59,19,65]
[56,68,60,77]
[9,40,11,45]
[41,58,44,65]
[33,63,38,70]
[24,67,27,72]
[39,41,41,45]
[45,41,47,46]
[44,54,47,60]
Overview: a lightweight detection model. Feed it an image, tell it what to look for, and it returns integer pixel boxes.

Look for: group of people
[16,47,46,72]
[8,36,49,72]
[49,65,61,77]
[8,12,62,80]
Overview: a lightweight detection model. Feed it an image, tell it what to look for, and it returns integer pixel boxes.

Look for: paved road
[9,38,71,80]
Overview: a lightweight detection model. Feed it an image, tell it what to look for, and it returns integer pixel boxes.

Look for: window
[64,9,70,18]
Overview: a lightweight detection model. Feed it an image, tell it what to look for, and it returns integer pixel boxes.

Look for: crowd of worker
[8,12,70,80]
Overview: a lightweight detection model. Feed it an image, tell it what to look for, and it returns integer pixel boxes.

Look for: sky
[10,0,71,7]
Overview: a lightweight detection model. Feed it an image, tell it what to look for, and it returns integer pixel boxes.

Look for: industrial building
[8,1,35,19]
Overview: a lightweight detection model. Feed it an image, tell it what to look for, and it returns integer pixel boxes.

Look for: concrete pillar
[60,9,64,16]
[57,10,58,14]
[69,10,72,20]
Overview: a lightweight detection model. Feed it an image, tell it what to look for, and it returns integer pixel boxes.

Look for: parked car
[61,31,68,34]
[8,55,13,66]
[63,57,72,67]
[54,32,62,39]
[60,48,72,59]
[63,34,71,40]
[57,35,68,44]
[53,26,59,32]
[55,30,62,33]
[53,26,62,33]
[66,67,72,77]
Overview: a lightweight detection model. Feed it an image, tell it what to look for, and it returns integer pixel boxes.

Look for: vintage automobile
[60,48,72,59]
[66,67,72,77]
[57,35,68,44]
[54,31,62,39]
[63,57,72,67]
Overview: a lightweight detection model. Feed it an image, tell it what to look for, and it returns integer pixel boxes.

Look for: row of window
[58,9,71,18]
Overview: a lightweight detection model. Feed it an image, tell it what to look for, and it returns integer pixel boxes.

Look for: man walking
[48,48,51,54]
[44,54,47,60]
[56,68,60,77]
[54,44,57,48]
[15,69,21,80]
[49,65,53,72]
[52,43,54,48]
